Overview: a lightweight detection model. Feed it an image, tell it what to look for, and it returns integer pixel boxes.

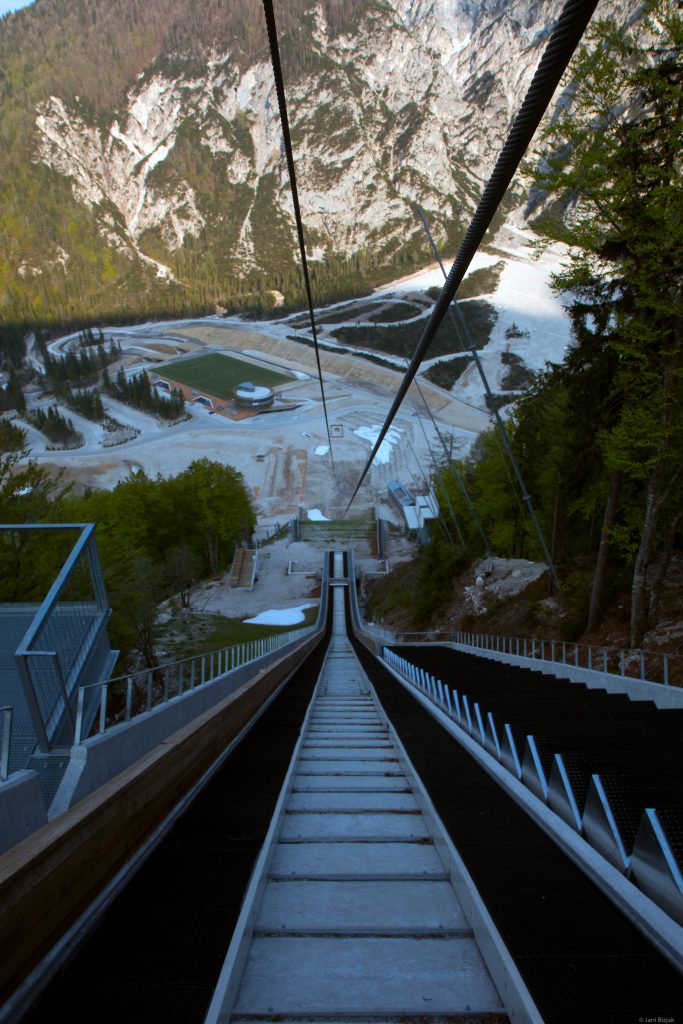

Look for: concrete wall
[0,633,324,1006]
[51,634,318,816]
[0,772,47,856]
[346,551,381,655]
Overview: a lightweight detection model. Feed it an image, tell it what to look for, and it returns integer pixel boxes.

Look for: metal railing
[2,524,110,752]
[1,707,12,781]
[74,624,313,743]
[383,647,451,712]
[394,630,683,689]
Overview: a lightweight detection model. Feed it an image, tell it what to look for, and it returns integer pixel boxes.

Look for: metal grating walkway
[218,575,506,1021]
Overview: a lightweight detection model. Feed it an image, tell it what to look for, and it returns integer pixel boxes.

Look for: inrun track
[9,551,682,1024]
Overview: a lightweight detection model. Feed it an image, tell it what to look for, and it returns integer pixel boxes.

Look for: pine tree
[528,0,683,645]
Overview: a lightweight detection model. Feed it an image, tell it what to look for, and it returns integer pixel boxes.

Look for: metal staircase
[207,558,506,1022]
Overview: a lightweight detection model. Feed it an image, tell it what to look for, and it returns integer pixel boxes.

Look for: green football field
[155,353,291,400]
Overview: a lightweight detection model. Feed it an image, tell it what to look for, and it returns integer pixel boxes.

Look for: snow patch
[244,603,316,626]
[353,424,403,465]
[315,445,330,456]
[307,508,330,521]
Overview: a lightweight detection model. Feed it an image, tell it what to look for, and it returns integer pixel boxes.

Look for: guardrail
[74,625,314,743]
[1,707,12,781]
[394,630,683,689]
[2,523,111,752]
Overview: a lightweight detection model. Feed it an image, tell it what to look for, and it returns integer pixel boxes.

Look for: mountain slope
[0,0,613,327]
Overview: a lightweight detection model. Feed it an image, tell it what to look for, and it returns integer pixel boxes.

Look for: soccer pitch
[156,353,291,400]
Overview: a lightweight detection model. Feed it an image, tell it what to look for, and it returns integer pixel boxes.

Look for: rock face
[33,0,576,280]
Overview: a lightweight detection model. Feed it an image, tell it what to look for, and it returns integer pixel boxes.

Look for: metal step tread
[233,935,503,1015]
[289,791,419,811]
[217,579,505,1022]
[280,812,429,841]
[256,879,469,932]
[270,840,447,878]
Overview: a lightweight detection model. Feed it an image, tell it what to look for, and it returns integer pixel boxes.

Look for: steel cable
[344,0,599,514]
[261,0,336,476]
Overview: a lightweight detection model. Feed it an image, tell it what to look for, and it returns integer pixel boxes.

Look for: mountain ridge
[0,0,627,328]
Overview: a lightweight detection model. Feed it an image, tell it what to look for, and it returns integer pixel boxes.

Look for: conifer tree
[528,0,683,644]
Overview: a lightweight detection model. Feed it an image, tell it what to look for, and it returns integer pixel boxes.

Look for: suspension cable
[261,0,336,477]
[412,370,491,552]
[410,401,464,548]
[343,0,599,515]
[417,207,560,585]
[405,435,458,548]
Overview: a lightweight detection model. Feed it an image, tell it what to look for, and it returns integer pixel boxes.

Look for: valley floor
[15,233,572,526]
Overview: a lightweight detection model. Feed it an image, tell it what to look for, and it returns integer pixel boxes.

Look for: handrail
[2,523,110,752]
[9,525,106,652]
[0,707,12,781]
[74,622,315,743]
[393,630,683,689]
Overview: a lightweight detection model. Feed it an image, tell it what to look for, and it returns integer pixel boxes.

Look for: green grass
[158,608,319,661]
[156,353,291,400]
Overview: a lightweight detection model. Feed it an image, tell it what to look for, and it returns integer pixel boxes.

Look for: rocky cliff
[0,0,634,322]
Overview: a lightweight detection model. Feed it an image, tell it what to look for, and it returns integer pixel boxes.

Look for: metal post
[99,683,108,734]
[1,707,12,781]
[588,646,592,671]
[574,644,579,667]
[52,654,75,729]
[15,653,52,753]
[620,650,625,676]
[75,688,86,744]
[85,527,110,611]
[126,677,133,720]
[640,651,645,680]
[146,670,153,711]
[664,654,669,686]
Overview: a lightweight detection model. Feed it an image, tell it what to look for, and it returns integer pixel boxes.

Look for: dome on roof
[234,381,274,408]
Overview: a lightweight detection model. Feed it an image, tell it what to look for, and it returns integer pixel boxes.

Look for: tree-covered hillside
[0,449,255,665]
[0,0,555,341]
[0,0,454,334]
[376,1,683,650]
